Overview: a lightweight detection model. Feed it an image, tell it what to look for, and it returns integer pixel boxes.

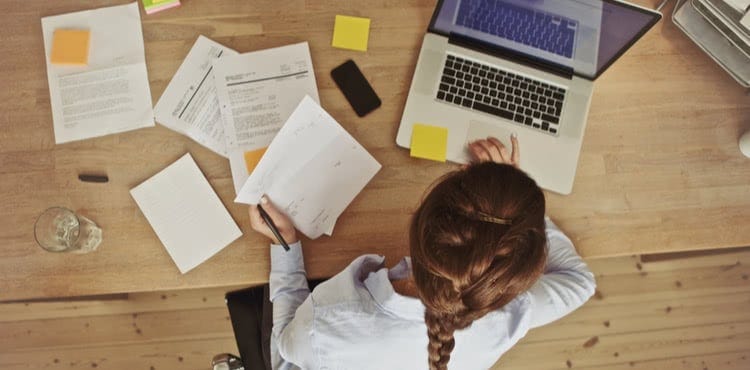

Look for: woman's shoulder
[309,254,387,307]
[465,292,534,343]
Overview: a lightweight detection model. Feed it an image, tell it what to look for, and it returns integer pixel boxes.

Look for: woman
[249,136,596,370]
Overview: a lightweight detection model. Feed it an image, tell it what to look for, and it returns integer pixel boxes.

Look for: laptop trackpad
[467,120,515,144]
[461,120,516,161]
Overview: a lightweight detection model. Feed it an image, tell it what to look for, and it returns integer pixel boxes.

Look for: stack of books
[141,0,180,15]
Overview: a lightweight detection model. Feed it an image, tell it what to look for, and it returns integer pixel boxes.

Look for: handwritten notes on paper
[213,42,320,193]
[130,153,242,274]
[235,96,381,239]
[154,36,237,157]
[410,123,448,162]
[41,3,154,144]
[332,15,371,52]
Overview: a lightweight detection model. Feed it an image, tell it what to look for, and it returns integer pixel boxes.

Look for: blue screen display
[431,0,660,79]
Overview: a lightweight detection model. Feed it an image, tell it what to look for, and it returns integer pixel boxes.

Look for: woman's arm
[526,218,597,328]
[249,196,309,369]
[269,241,311,370]
[465,139,595,328]
[269,241,310,338]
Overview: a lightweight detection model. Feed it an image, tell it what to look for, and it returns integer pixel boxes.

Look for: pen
[257,204,290,251]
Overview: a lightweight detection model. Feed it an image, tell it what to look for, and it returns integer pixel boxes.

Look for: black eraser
[78,174,109,183]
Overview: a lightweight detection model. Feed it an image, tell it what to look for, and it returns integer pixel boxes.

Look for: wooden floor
[1,249,749,370]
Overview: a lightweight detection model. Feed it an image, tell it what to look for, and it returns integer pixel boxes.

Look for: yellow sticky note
[332,15,371,52]
[410,124,448,162]
[244,148,268,174]
[50,29,90,66]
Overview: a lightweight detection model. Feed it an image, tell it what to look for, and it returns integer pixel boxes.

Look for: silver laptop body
[397,0,661,194]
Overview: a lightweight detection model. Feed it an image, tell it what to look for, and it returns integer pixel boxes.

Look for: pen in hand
[257,204,291,252]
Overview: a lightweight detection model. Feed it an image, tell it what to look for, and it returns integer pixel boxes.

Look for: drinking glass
[34,207,102,253]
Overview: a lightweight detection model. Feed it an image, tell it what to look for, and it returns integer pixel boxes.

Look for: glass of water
[34,207,102,253]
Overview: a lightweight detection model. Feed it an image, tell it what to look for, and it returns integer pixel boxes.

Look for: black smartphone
[331,60,381,117]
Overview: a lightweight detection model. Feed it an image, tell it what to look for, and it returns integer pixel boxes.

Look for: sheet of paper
[410,123,448,162]
[213,42,320,194]
[131,153,242,274]
[235,96,381,239]
[41,3,154,144]
[154,36,237,157]
[332,15,371,52]
[724,0,750,12]
[325,220,336,236]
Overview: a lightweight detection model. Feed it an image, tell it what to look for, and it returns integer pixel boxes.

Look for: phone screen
[331,60,381,117]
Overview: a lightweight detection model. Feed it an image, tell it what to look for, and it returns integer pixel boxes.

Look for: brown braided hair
[410,162,547,370]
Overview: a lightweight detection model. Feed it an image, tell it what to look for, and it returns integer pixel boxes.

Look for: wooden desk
[1,0,748,301]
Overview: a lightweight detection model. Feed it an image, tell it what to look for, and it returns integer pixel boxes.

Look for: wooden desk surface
[1,0,749,301]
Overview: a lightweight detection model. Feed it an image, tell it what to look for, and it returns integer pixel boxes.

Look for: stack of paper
[212,42,320,194]
[41,3,154,144]
[235,96,381,239]
[141,0,180,15]
[130,153,242,274]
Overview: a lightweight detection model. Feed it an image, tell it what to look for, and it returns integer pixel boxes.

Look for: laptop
[397,0,661,194]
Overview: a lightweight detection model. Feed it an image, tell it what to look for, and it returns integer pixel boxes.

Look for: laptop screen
[429,0,661,79]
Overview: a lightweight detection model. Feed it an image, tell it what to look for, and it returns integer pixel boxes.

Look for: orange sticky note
[332,15,371,52]
[410,123,448,162]
[50,29,90,66]
[244,148,267,174]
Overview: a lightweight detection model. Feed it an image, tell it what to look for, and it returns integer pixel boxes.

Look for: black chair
[213,279,326,370]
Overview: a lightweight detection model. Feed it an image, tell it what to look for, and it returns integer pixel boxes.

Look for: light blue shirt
[269,219,596,370]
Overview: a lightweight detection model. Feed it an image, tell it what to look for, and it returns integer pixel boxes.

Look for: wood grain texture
[1,247,749,370]
[1,0,749,301]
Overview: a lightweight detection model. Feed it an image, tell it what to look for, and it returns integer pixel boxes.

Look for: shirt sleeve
[269,241,310,370]
[526,218,597,329]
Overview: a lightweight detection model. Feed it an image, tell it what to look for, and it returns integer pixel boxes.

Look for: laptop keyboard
[456,0,577,58]
[436,55,566,135]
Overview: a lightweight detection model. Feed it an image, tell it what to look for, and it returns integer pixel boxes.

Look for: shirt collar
[363,257,425,321]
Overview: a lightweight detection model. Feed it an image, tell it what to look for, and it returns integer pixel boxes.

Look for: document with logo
[212,42,320,193]
[154,36,237,157]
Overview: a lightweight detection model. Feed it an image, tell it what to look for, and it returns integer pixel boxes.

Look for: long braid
[411,163,548,369]
[425,311,457,370]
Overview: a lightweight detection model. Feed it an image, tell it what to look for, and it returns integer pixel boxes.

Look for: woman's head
[409,162,547,370]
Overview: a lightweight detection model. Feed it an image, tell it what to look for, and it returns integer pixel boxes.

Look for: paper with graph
[234,96,381,239]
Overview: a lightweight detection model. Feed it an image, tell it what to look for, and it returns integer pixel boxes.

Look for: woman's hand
[468,134,520,168]
[249,195,299,245]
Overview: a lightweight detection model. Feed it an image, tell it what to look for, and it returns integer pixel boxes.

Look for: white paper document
[235,96,381,239]
[213,42,320,193]
[41,3,154,144]
[131,153,242,274]
[725,0,750,12]
[154,36,237,157]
